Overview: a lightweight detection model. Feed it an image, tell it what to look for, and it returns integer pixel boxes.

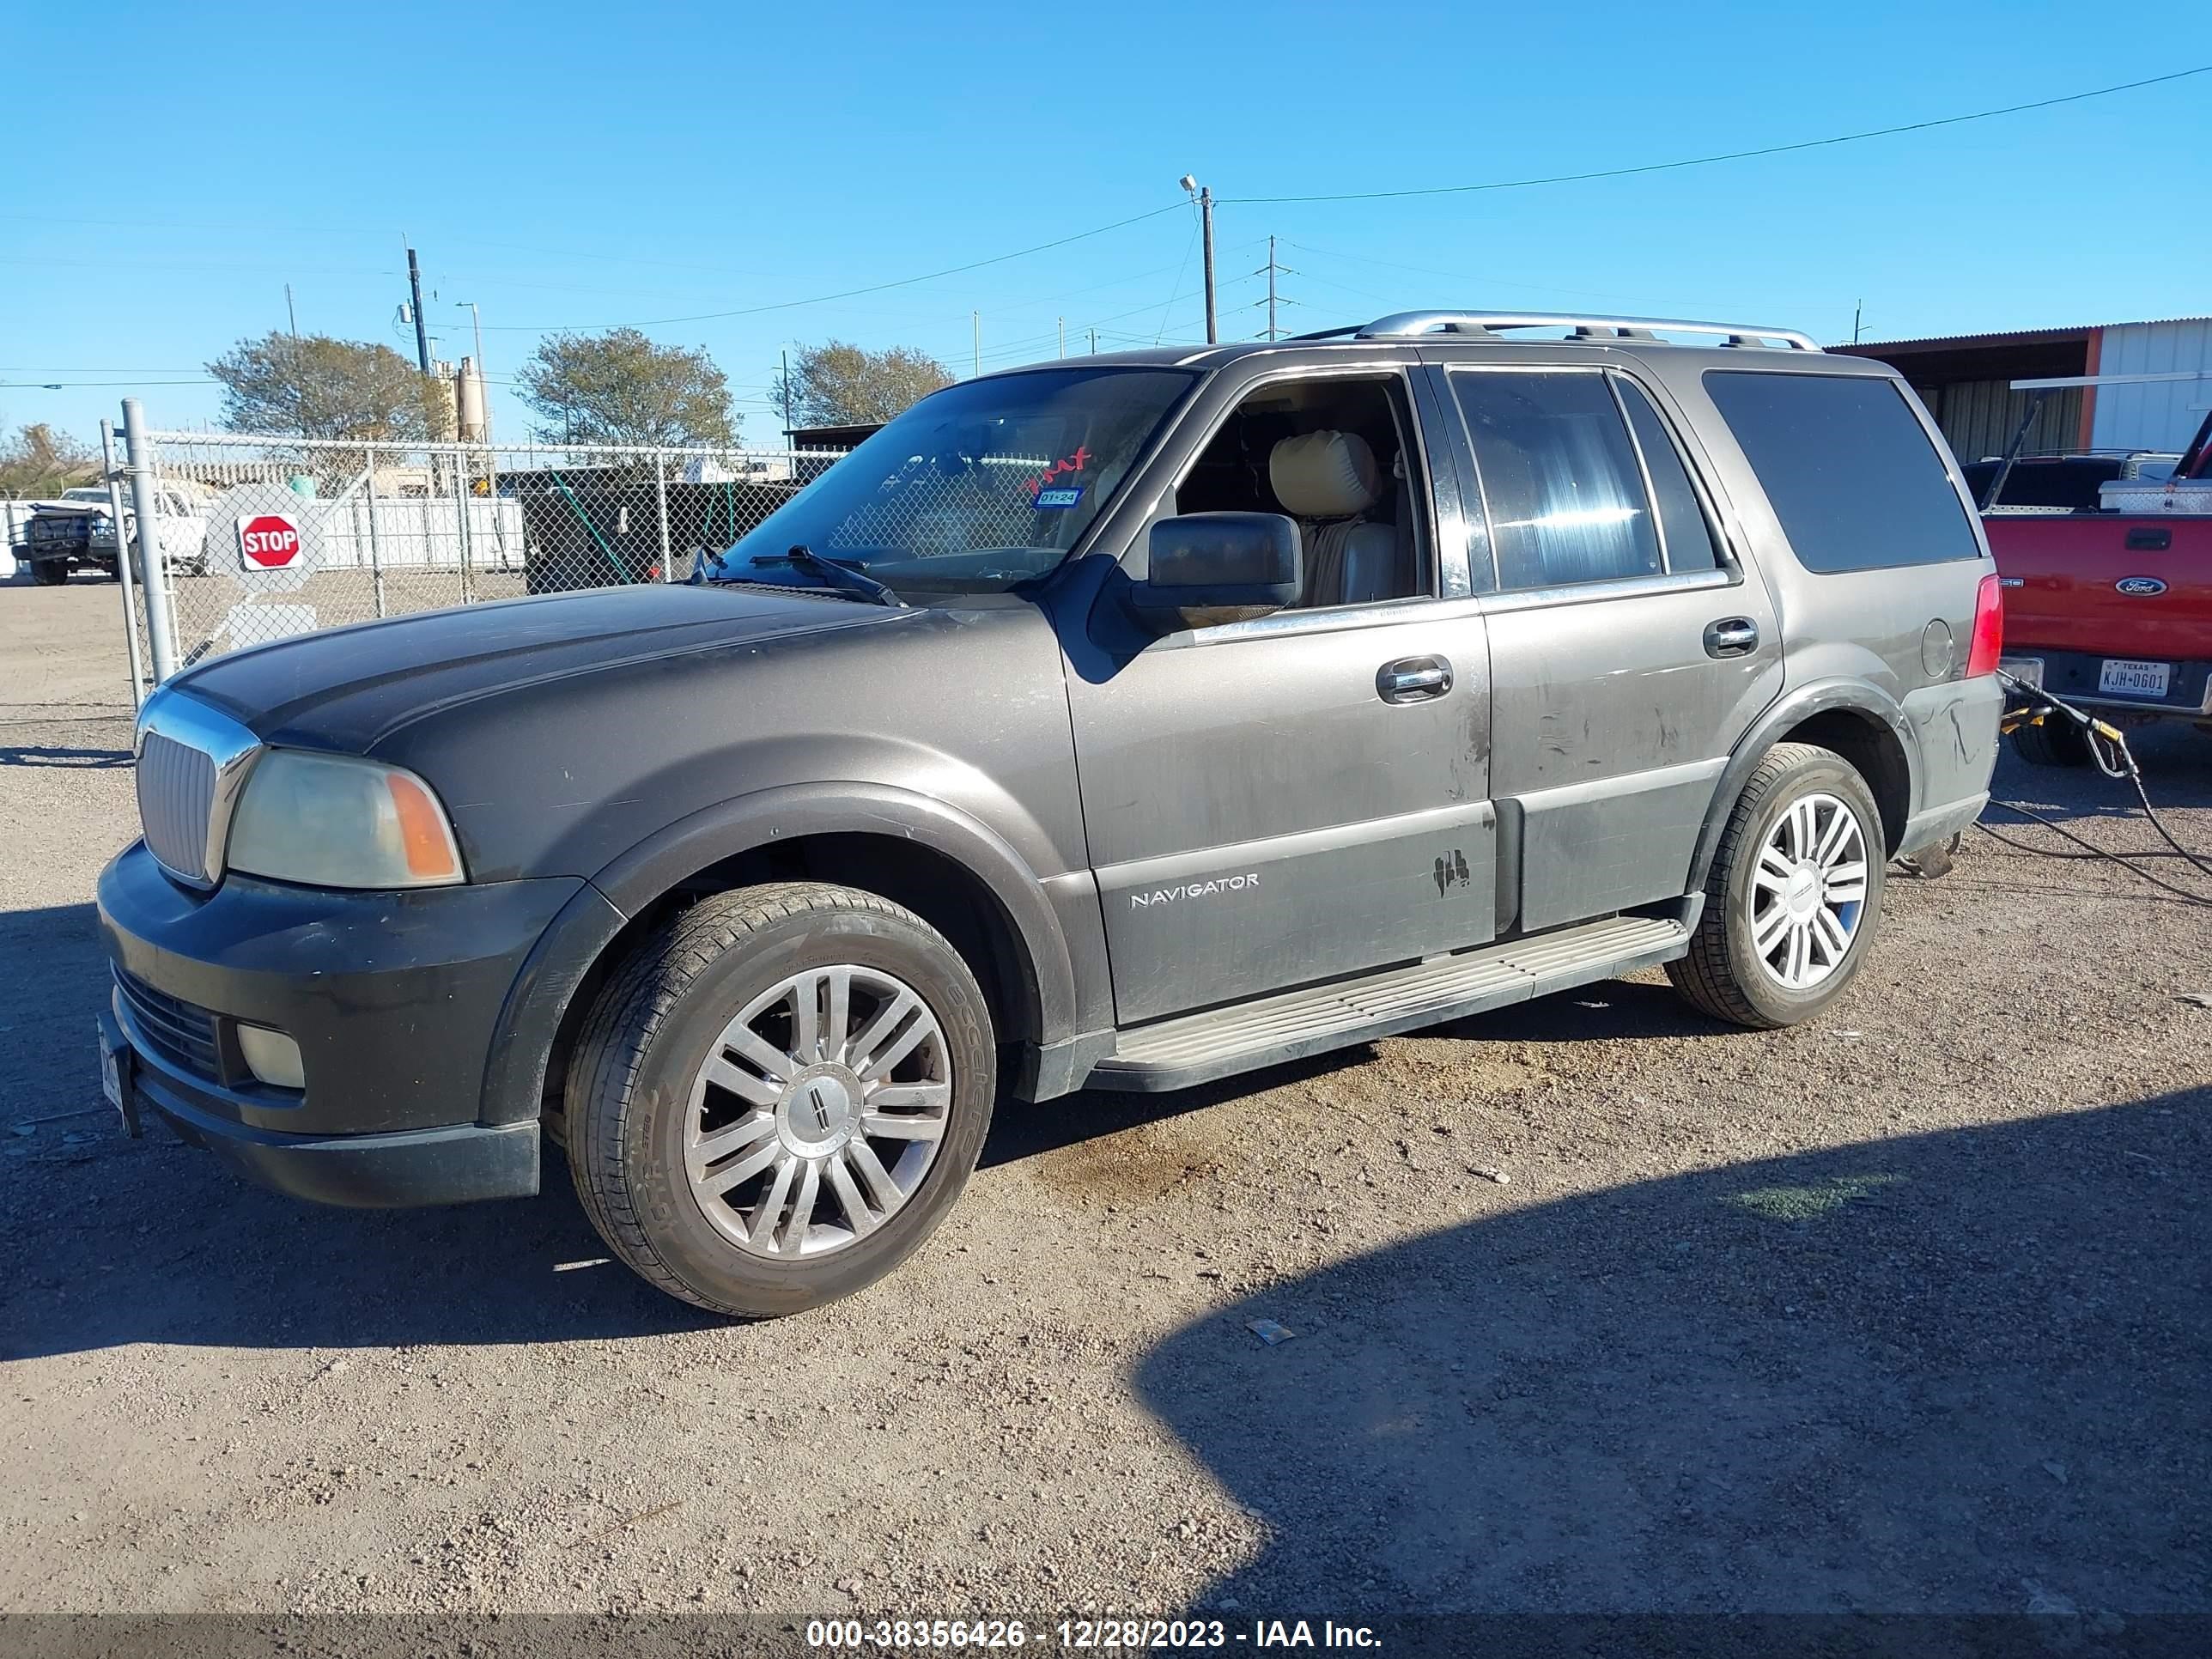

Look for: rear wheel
[1668,743,1886,1030]
[30,560,67,586]
[565,882,995,1317]
[2009,714,2092,768]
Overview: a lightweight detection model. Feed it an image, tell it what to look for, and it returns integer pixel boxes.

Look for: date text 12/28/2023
[804,1619,1382,1650]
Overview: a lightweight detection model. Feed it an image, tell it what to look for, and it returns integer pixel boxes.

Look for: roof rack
[1310,311,1821,352]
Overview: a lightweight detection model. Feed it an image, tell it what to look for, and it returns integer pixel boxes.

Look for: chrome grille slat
[113,967,222,1079]
[137,730,216,883]
[131,689,263,889]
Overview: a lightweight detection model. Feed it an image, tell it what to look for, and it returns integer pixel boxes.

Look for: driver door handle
[1377,655,1453,703]
[1704,617,1759,659]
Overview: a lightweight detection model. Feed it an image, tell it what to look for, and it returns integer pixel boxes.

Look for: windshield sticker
[1033,485,1085,509]
[1027,444,1092,500]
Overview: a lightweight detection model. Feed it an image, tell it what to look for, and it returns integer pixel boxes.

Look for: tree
[515,328,736,447]
[0,422,99,496]
[209,331,447,443]
[773,341,954,428]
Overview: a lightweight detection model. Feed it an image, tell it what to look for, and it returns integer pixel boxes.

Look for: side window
[1452,370,1661,592]
[1176,375,1431,610]
[1616,379,1722,572]
[1703,370,1982,573]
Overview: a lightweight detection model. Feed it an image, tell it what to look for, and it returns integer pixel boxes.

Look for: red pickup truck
[1978,429,2212,766]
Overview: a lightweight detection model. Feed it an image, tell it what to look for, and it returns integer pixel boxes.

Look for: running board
[1087,913,1691,1094]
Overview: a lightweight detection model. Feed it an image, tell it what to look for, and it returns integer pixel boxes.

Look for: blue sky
[6,0,2207,451]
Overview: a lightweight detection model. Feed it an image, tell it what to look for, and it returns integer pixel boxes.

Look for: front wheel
[1668,742,1887,1030]
[29,560,67,586]
[565,882,995,1317]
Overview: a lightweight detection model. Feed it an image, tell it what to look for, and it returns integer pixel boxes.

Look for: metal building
[1834,317,2212,463]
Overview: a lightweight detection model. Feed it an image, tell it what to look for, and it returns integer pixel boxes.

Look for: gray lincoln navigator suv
[98,310,2004,1316]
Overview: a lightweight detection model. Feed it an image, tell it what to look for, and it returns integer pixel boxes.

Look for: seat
[1267,429,1401,606]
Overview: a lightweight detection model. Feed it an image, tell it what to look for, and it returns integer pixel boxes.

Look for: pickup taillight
[1965,572,2003,678]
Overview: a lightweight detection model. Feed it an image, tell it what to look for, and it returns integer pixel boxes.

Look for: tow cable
[1955,667,2212,908]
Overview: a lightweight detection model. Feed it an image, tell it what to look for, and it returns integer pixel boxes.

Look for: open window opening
[1176,375,1431,610]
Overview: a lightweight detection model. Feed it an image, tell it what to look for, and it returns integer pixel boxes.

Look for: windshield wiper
[782,544,904,606]
[702,544,903,607]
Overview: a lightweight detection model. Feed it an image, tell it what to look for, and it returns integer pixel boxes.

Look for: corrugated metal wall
[1913,379,2082,462]
[2088,319,2212,454]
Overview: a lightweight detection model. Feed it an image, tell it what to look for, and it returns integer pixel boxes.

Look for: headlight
[226,750,465,889]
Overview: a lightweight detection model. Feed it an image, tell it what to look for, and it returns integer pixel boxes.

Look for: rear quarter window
[1703,371,1981,573]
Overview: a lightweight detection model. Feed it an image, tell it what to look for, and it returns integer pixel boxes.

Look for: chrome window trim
[134,687,264,889]
[1478,566,1735,617]
[1187,591,1487,647]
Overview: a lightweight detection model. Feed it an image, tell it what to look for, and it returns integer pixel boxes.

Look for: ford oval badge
[2115,576,2168,597]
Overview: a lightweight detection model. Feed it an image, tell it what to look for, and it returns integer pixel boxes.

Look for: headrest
[1269,429,1380,519]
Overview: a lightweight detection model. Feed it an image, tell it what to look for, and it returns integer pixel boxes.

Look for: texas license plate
[2098,658,2171,698]
[96,1012,140,1136]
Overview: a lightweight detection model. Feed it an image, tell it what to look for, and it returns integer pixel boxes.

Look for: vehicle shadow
[1,901,720,1355]
[1133,1087,2211,1619]
[0,744,132,769]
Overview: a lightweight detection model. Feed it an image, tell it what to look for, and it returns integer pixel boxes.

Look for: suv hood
[173,581,903,752]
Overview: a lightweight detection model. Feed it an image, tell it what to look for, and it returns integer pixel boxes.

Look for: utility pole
[1852,300,1864,345]
[405,246,432,375]
[1088,327,1098,356]
[285,283,297,337]
[1058,317,1066,359]
[781,348,793,441]
[1200,190,1217,343]
[1179,176,1219,344]
[972,311,981,378]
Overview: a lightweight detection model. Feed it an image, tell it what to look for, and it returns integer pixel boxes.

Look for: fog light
[236,1024,305,1090]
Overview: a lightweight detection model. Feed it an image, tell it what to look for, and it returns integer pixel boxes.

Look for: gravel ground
[2,573,2207,1626]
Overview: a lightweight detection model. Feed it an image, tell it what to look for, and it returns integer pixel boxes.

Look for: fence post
[655,453,673,581]
[365,445,387,617]
[453,451,475,605]
[101,418,148,708]
[121,399,178,684]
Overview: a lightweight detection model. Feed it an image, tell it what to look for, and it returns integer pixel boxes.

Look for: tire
[1667,742,1887,1030]
[564,881,996,1317]
[30,560,67,586]
[2009,714,2092,768]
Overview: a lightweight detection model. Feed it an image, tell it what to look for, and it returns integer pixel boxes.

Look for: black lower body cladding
[95,841,584,1204]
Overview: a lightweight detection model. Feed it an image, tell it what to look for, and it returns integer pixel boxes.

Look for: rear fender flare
[1686,680,1921,890]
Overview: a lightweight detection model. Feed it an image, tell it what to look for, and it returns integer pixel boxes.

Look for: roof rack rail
[1346,311,1822,351]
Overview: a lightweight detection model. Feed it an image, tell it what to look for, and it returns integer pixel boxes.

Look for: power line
[1225,64,2212,204]
[477,202,1187,332]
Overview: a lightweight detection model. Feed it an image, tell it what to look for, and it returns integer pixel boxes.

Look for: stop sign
[236,513,302,569]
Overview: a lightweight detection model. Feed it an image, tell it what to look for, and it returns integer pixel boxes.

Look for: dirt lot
[3,572,2208,1628]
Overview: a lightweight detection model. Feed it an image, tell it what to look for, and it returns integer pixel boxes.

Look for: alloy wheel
[1749,792,1869,991]
[684,965,952,1259]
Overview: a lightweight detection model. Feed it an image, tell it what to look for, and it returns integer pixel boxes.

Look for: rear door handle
[1377,655,1453,703]
[1704,617,1759,659]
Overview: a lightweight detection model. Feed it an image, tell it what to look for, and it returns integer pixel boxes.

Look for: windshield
[715,366,1195,593]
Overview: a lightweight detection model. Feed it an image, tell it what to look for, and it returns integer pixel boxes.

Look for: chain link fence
[125,429,844,684]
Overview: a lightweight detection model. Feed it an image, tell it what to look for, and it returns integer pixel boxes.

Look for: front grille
[137,730,216,882]
[114,967,222,1080]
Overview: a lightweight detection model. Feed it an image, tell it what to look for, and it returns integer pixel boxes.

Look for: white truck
[17,483,214,585]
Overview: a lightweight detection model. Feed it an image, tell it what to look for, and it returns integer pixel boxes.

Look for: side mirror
[1129,512,1302,631]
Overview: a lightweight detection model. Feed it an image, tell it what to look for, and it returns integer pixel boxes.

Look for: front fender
[589,780,1082,1042]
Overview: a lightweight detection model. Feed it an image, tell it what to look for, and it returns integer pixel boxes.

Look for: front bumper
[97,841,586,1206]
